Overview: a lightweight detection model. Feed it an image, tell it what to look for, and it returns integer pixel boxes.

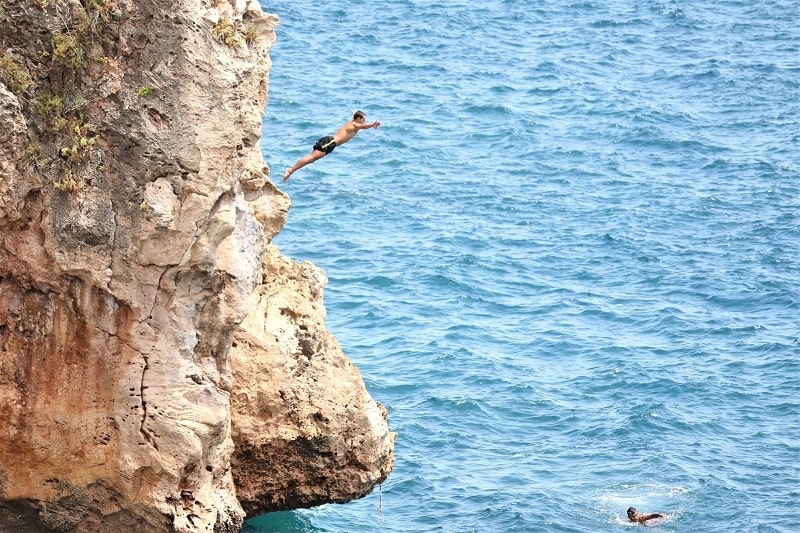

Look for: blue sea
[250,1,799,531]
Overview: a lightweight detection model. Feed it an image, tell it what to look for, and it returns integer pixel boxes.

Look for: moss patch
[0,53,31,95]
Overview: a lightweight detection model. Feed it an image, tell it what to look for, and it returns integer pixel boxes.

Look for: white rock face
[0,2,394,532]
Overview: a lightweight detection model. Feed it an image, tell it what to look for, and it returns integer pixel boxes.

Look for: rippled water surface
[250,1,799,531]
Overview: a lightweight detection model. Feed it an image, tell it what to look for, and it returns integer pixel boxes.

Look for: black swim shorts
[313,135,336,154]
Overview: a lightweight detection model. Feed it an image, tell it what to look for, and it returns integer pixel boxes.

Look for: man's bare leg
[283,150,327,182]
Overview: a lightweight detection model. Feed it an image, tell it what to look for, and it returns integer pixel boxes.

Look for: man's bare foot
[282,169,292,182]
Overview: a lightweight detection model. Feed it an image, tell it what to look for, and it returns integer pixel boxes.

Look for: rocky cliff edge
[0,1,394,531]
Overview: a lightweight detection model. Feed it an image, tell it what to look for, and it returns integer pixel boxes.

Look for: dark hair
[627,507,636,515]
[353,110,366,120]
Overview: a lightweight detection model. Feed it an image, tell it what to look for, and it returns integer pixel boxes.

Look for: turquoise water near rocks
[251,1,799,531]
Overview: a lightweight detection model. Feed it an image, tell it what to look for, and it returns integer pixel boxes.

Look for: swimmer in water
[627,507,665,524]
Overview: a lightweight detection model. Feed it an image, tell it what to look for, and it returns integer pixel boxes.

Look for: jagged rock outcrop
[0,1,394,532]
[229,245,394,515]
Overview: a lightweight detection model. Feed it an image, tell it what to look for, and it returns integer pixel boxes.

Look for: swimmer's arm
[641,513,665,522]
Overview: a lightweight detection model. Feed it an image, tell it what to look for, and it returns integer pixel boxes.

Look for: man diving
[282,110,381,182]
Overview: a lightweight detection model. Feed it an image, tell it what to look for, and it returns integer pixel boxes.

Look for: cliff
[0,1,394,531]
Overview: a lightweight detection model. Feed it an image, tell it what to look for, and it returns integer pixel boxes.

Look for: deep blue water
[251,1,799,531]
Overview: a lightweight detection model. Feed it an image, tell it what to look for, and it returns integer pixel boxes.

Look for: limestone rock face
[230,245,395,515]
[0,1,394,532]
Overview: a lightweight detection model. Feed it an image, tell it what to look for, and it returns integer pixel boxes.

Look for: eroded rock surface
[0,1,394,531]
[230,245,395,515]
